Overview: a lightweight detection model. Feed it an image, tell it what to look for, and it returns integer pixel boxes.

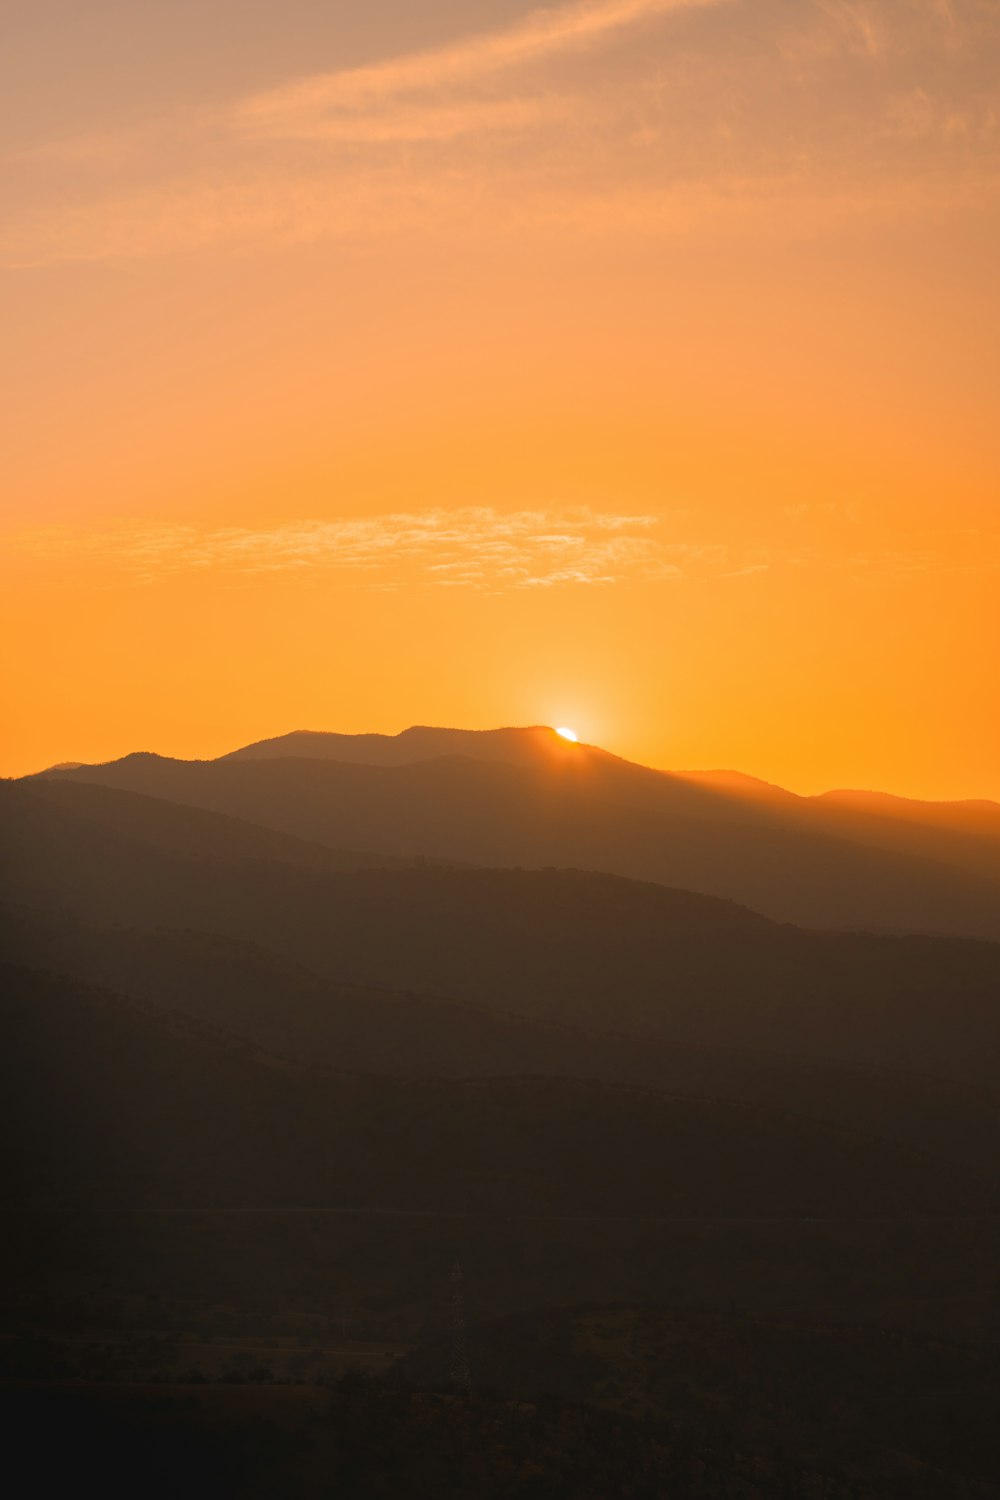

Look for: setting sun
[555,727,579,743]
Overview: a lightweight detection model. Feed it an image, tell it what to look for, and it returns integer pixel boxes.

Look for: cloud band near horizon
[13,509,698,591]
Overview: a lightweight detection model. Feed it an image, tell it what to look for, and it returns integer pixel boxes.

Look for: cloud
[15,509,688,591]
[10,157,997,269]
[236,0,725,138]
[6,0,997,268]
[10,0,724,172]
[16,510,997,590]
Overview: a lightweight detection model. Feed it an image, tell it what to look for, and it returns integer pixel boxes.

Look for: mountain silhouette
[29,725,1000,938]
[221,724,604,770]
[5,732,1000,1497]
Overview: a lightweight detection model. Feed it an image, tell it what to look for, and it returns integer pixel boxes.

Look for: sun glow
[555,726,578,742]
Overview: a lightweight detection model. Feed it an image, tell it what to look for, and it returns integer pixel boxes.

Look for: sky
[2,0,998,796]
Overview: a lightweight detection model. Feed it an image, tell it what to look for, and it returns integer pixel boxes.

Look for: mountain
[7,962,970,1217]
[10,908,998,1165]
[28,726,1000,937]
[220,724,605,770]
[4,777,1000,1089]
[398,1304,1000,1498]
[5,744,1000,1496]
[1,774,402,890]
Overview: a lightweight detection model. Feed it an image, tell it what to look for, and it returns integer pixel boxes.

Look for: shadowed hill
[222,727,1000,859]
[3,778,1000,1088]
[815,786,1000,835]
[9,909,999,1166]
[225,731,1000,896]
[2,964,985,1217]
[398,1304,1000,1498]
[32,729,1000,937]
[688,770,1000,883]
[220,724,611,771]
[4,1369,923,1500]
[0,775,403,888]
[5,753,1000,1496]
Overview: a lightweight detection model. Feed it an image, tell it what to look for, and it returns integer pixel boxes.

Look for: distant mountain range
[23,724,1000,938]
[4,716,1000,1469]
[3,759,1000,1195]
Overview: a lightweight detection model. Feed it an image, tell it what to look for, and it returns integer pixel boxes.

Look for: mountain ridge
[27,730,1000,939]
[35,723,999,810]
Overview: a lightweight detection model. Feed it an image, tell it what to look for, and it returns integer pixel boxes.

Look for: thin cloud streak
[19,512,991,590]
[4,0,996,267]
[6,0,722,173]
[16,510,685,591]
[8,164,994,268]
[237,0,726,136]
[13,97,563,161]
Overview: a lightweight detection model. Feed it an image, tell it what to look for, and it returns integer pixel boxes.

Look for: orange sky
[2,0,998,796]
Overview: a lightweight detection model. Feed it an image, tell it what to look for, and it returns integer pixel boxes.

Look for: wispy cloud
[236,0,724,138]
[14,96,565,161]
[15,509,693,591]
[12,510,998,590]
[5,0,997,267]
[10,159,996,268]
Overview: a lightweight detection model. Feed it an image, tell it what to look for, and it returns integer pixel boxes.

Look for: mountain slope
[11,909,999,1165]
[30,741,1000,938]
[4,778,1000,1087]
[3,773,402,879]
[220,724,608,771]
[2,963,984,1216]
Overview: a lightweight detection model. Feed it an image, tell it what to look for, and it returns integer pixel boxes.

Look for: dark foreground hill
[399,1306,1000,1499]
[8,910,999,1164]
[6,963,971,1218]
[4,742,1000,1496]
[30,724,1000,938]
[3,1374,902,1500]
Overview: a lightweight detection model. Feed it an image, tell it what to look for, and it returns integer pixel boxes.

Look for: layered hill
[5,747,1000,1485]
[4,777,1000,1090]
[3,963,987,1217]
[29,726,1000,938]
[6,725,1000,1499]
[221,724,585,770]
[399,1304,1000,1498]
[8,908,999,1168]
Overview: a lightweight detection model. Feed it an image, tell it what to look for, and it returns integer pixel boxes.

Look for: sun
[555,726,579,743]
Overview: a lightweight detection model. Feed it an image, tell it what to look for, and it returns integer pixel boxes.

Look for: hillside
[4,778,1000,1087]
[31,727,1000,938]
[399,1305,1000,1499]
[5,739,1000,1500]
[6,963,972,1217]
[7,909,997,1166]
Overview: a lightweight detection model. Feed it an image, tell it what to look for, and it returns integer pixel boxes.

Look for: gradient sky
[2,0,998,795]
